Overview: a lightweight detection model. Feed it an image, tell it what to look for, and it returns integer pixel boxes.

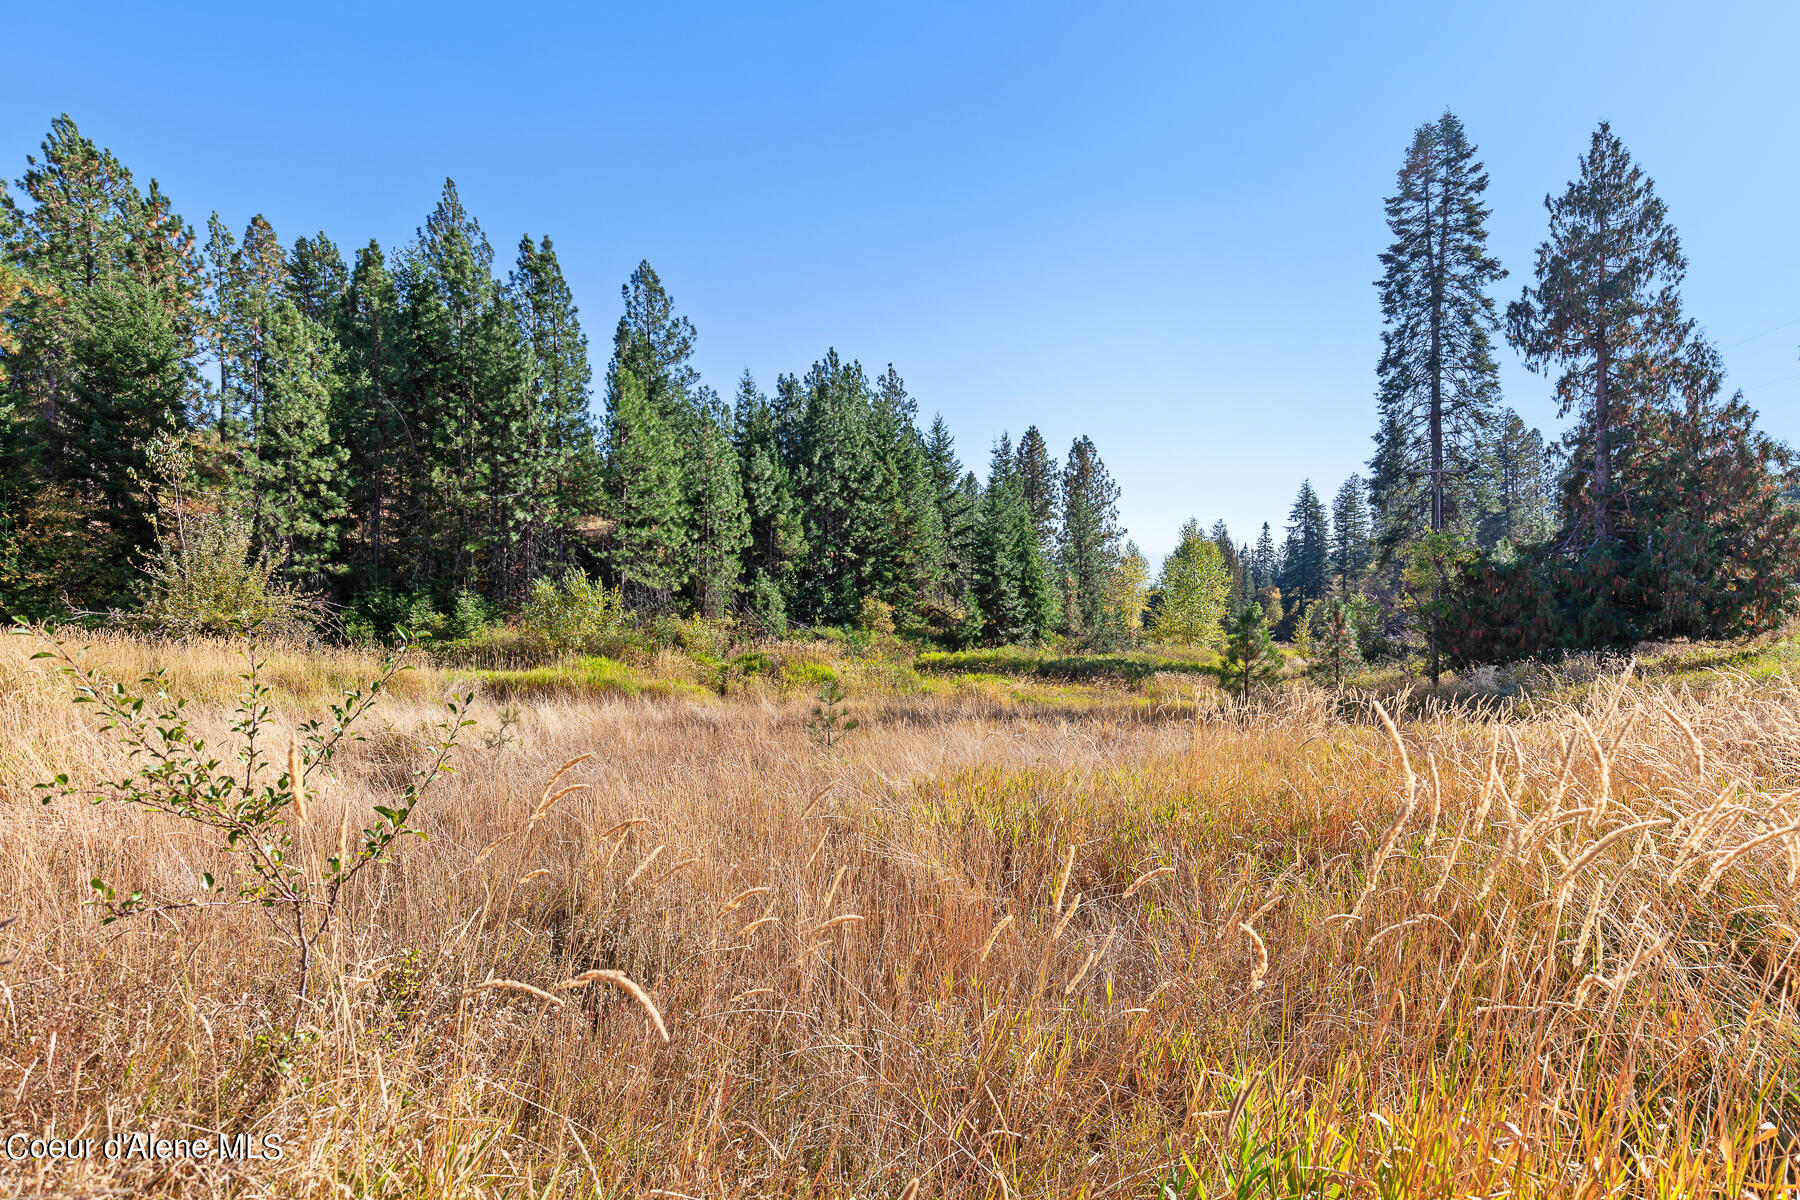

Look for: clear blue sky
[7,1,1797,564]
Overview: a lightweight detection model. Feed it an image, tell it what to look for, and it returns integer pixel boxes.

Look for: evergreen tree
[684,387,749,617]
[333,241,406,590]
[1370,111,1505,556]
[1278,480,1330,614]
[1476,409,1554,547]
[603,358,688,601]
[1250,522,1277,589]
[869,364,946,611]
[1632,341,1800,638]
[0,115,201,609]
[1151,519,1230,648]
[924,413,975,601]
[392,179,528,594]
[244,300,346,588]
[1506,122,1688,549]
[1211,521,1251,613]
[1058,434,1123,637]
[1013,425,1059,550]
[733,370,806,624]
[509,234,599,582]
[288,233,347,324]
[1310,597,1365,686]
[972,466,1055,645]
[1221,602,1282,699]
[790,350,883,624]
[1329,474,1371,594]
[602,260,699,608]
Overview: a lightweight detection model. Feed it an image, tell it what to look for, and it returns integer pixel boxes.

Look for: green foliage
[1400,531,1477,682]
[1277,480,1330,617]
[30,623,471,1022]
[1152,520,1230,648]
[808,677,858,746]
[1307,596,1368,686]
[857,595,896,636]
[131,434,317,642]
[520,568,627,654]
[1221,602,1282,700]
[1370,110,1504,557]
[1058,435,1124,637]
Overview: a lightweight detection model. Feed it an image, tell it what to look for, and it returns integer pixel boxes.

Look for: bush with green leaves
[29,622,472,1027]
[520,568,627,654]
[128,433,317,642]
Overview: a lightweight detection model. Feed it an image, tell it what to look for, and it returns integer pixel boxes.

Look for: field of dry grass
[2,631,1799,1197]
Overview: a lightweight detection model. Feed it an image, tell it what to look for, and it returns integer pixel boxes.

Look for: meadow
[2,630,1799,1197]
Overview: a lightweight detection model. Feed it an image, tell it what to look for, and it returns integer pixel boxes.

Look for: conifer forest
[1,113,1794,665]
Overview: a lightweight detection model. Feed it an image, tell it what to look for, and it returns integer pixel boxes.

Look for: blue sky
[7,1,1796,563]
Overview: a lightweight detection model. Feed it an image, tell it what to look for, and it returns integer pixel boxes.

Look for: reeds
[3,630,1798,1195]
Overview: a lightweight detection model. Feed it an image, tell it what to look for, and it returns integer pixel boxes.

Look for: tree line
[0,115,1136,646]
[1149,113,1798,675]
[2,112,1794,669]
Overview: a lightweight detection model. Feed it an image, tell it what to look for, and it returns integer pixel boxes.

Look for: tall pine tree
[1370,112,1505,556]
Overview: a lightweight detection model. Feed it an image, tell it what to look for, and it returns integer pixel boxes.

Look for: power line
[1740,369,1800,392]
[1722,316,1800,352]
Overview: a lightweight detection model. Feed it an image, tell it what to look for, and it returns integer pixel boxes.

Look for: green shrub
[132,502,317,642]
[857,596,896,636]
[520,569,626,654]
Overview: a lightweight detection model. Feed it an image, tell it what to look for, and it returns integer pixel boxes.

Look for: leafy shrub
[132,501,317,642]
[520,569,626,654]
[127,432,318,642]
[857,596,896,636]
[31,624,471,1026]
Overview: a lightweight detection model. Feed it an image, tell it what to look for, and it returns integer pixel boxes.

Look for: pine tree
[603,358,688,601]
[684,387,749,617]
[1278,480,1330,615]
[598,262,702,608]
[288,233,346,325]
[1221,603,1281,700]
[1370,111,1505,556]
[1210,521,1251,613]
[972,468,1055,645]
[1506,123,1688,549]
[1151,519,1230,648]
[1058,435,1123,637]
[1251,523,1277,589]
[1329,475,1371,594]
[1310,597,1365,686]
[1633,341,1800,638]
[733,370,806,624]
[1476,409,1554,547]
[1013,425,1059,550]
[790,350,883,625]
[333,241,405,590]
[0,115,201,608]
[924,413,974,602]
[869,364,946,612]
[509,234,599,582]
[244,300,346,589]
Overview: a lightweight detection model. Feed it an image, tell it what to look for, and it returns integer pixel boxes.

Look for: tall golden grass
[1,633,1798,1196]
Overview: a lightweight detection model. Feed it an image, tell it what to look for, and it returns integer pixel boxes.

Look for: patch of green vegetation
[916,646,1220,683]
[477,656,711,701]
[782,660,838,687]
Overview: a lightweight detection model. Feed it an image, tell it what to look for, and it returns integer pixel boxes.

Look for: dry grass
[2,633,1800,1197]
